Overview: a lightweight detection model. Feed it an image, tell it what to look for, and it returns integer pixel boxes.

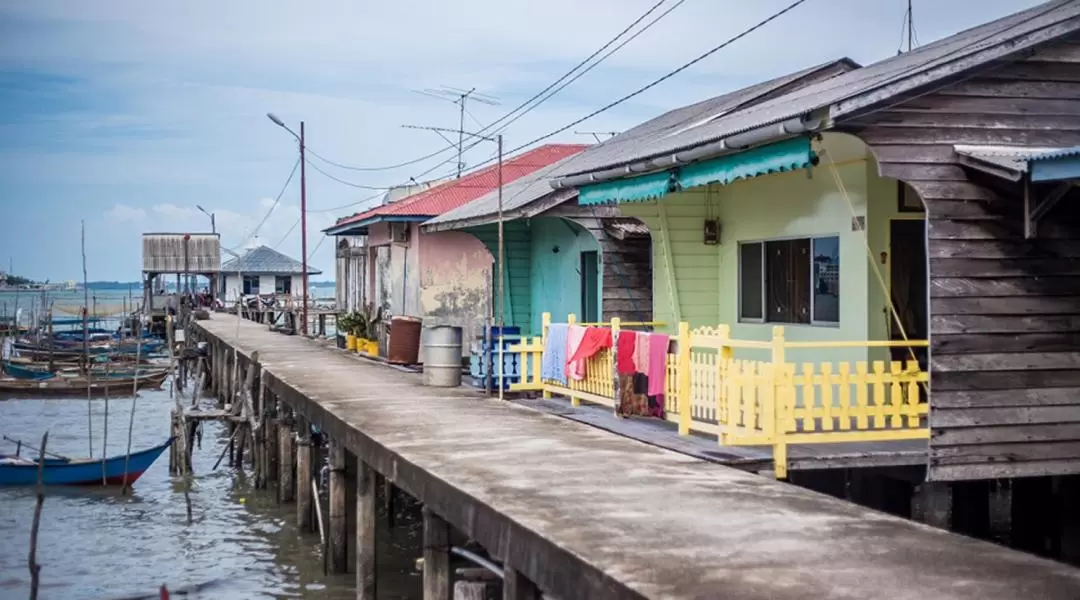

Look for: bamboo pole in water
[81,220,93,457]
[121,312,143,494]
[28,431,48,600]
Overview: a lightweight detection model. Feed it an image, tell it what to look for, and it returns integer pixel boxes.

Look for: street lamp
[196,205,216,234]
[267,112,309,336]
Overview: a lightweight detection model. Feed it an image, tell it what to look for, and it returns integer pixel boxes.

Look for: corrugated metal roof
[558,0,1080,179]
[549,58,860,178]
[220,245,322,275]
[954,144,1063,177]
[329,144,587,233]
[142,233,221,273]
[422,153,585,231]
[1029,145,1080,161]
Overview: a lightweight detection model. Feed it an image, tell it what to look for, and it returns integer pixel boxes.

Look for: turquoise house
[421,155,653,336]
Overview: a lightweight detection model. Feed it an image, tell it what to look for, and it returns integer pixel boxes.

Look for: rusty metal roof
[954,144,1066,180]
[326,144,587,235]
[556,0,1080,180]
[422,153,585,232]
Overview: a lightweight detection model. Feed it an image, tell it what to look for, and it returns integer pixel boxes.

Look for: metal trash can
[423,325,463,387]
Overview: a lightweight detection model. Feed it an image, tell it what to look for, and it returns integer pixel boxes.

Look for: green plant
[337,311,361,337]
[358,303,383,340]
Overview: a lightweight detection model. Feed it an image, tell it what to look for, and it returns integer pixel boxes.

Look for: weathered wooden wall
[847,34,1080,481]
[335,238,366,312]
[563,215,653,325]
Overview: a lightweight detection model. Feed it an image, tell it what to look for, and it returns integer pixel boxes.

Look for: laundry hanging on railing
[542,323,569,385]
[616,330,638,375]
[646,333,670,397]
[567,327,612,381]
[565,325,588,380]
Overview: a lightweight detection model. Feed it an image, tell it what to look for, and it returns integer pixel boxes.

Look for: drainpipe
[551,114,822,190]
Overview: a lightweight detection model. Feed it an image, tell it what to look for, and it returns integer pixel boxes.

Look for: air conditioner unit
[389,222,410,245]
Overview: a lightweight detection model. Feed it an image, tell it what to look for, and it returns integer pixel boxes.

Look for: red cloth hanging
[616,330,637,375]
[567,327,613,379]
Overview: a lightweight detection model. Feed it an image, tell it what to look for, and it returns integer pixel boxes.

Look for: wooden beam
[328,442,348,574]
[296,416,313,531]
[503,568,540,600]
[422,506,451,600]
[356,460,377,599]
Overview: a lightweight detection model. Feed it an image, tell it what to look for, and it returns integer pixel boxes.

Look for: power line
[227,157,300,252]
[304,159,397,190]
[455,0,813,174]
[404,0,690,182]
[302,0,672,176]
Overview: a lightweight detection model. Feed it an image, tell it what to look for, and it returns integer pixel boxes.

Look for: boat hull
[0,438,174,486]
[0,371,169,397]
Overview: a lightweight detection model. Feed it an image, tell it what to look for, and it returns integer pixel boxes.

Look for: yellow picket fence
[509,313,930,478]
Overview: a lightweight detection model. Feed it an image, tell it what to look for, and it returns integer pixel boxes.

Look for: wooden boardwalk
[196,314,1080,600]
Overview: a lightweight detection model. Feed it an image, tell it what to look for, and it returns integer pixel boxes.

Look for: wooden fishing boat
[0,370,169,397]
[2,360,167,380]
[0,438,173,486]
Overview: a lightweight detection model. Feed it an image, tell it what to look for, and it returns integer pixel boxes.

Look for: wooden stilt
[329,442,348,574]
[912,481,952,529]
[296,417,313,531]
[503,567,540,600]
[422,506,451,600]
[356,460,376,599]
[278,415,295,504]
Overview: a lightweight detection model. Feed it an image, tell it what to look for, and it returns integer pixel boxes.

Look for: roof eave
[551,114,825,190]
[832,12,1080,120]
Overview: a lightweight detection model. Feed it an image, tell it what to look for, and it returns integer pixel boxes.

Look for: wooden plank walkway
[196,314,1080,600]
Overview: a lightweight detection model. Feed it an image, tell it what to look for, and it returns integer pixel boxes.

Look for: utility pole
[267,113,309,336]
[300,121,308,336]
[412,87,499,177]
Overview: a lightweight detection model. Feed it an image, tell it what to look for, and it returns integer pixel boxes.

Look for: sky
[0,0,1045,282]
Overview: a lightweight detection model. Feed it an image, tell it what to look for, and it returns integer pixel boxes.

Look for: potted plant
[358,303,383,356]
[338,311,360,352]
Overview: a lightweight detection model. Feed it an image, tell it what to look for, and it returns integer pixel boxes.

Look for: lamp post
[196,205,216,234]
[267,113,309,335]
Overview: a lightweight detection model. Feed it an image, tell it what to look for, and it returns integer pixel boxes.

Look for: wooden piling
[356,460,376,600]
[503,568,540,600]
[422,506,451,600]
[912,481,953,529]
[328,442,348,574]
[296,416,313,531]
[278,415,295,504]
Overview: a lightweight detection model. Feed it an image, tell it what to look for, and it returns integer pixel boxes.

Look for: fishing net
[51,302,130,318]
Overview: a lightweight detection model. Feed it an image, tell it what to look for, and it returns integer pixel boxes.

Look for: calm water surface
[0,386,421,600]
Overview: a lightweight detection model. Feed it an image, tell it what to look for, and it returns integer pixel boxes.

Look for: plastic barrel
[423,325,463,387]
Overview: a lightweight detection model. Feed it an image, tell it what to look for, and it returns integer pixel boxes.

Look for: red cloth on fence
[616,330,638,375]
[567,327,613,380]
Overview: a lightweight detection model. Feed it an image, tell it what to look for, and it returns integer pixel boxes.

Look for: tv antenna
[574,130,620,143]
[412,86,500,178]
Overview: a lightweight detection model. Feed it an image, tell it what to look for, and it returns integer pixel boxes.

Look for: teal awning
[677,137,816,190]
[579,170,674,206]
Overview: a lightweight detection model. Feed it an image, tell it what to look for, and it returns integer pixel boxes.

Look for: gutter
[551,113,824,190]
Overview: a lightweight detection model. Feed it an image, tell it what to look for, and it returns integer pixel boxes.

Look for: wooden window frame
[738,234,840,327]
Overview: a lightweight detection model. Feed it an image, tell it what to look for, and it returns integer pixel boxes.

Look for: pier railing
[508,312,929,478]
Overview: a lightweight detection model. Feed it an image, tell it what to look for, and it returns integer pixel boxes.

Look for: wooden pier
[192,313,1080,600]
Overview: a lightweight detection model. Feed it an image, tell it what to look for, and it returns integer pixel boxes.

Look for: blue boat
[1,361,54,381]
[0,438,173,486]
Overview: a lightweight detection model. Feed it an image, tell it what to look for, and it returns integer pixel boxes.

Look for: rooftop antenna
[574,130,620,143]
[412,86,500,178]
[897,0,920,54]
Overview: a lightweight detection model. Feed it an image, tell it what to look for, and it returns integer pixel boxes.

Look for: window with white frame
[738,235,840,325]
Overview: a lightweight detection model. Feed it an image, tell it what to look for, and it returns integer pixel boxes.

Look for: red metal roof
[331,144,588,229]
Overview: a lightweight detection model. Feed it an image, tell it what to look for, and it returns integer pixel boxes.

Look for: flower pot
[365,339,379,356]
[345,334,357,351]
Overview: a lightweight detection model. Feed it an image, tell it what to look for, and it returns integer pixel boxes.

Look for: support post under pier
[278,414,295,504]
[329,441,348,574]
[503,568,540,600]
[423,506,451,600]
[296,416,313,531]
[356,460,376,599]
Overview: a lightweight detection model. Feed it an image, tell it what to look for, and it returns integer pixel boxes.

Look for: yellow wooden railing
[509,312,930,478]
